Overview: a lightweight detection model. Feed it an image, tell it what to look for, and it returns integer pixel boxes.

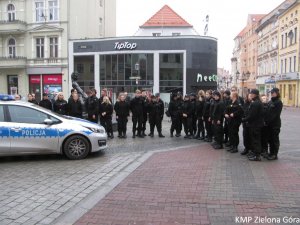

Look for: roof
[140,5,193,28]
[249,14,266,23]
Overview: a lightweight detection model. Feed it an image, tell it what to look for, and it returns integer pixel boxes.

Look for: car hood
[64,116,103,129]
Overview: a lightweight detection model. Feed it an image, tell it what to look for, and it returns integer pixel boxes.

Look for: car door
[0,105,11,153]
[7,105,60,153]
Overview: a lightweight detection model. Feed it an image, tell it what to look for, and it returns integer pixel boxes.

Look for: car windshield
[31,104,71,119]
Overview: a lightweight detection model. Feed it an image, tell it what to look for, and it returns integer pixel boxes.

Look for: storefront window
[74,55,94,91]
[7,75,18,95]
[29,75,41,102]
[159,53,183,93]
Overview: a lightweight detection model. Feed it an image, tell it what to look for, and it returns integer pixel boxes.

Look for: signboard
[196,73,218,83]
[43,75,62,84]
[114,42,137,50]
[30,75,41,84]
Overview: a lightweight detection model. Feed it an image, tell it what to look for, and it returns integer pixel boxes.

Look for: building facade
[277,0,300,107]
[69,5,217,104]
[231,32,242,88]
[0,0,116,101]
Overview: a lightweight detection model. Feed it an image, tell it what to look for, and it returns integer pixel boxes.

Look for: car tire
[63,135,90,160]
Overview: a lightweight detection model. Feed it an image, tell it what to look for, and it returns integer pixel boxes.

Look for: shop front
[276,73,299,107]
[69,36,217,103]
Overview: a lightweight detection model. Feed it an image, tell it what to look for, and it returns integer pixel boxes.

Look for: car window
[8,105,49,124]
[0,105,4,122]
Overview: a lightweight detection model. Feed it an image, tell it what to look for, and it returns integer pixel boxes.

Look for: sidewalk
[73,144,300,225]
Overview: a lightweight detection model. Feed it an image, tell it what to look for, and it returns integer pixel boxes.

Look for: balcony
[0,20,26,34]
[0,56,27,69]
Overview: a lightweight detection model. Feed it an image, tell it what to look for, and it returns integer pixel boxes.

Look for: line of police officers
[35,86,283,161]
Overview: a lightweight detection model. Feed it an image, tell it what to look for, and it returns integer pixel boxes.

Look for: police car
[0,96,107,159]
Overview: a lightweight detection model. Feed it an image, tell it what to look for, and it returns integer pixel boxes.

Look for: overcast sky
[116,0,284,72]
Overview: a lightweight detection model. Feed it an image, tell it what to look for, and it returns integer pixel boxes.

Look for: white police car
[0,98,107,159]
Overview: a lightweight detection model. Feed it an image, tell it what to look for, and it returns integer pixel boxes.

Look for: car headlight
[84,126,105,134]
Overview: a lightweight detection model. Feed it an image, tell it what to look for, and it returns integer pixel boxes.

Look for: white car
[0,100,107,159]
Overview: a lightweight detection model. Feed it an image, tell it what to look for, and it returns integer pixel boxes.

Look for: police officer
[182,94,193,138]
[148,94,165,137]
[28,93,38,104]
[224,92,243,153]
[85,88,99,123]
[261,94,269,158]
[190,93,197,136]
[53,92,68,115]
[67,93,83,118]
[141,90,150,137]
[39,93,53,110]
[99,96,114,139]
[211,91,225,149]
[240,93,252,155]
[242,89,264,161]
[114,94,130,138]
[130,90,144,138]
[168,92,183,137]
[203,90,213,142]
[266,88,283,160]
[223,90,231,144]
[194,90,205,140]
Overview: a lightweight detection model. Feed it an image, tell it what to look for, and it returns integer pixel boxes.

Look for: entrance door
[7,75,18,95]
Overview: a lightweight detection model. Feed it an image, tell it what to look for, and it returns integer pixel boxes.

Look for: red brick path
[74,145,300,225]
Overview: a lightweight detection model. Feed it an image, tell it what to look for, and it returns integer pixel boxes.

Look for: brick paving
[74,145,300,225]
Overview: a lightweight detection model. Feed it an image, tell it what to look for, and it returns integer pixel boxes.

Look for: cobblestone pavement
[0,107,299,225]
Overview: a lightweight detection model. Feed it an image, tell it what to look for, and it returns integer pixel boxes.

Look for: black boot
[194,131,200,139]
[230,146,238,153]
[248,155,261,161]
[132,132,136,138]
[149,133,154,137]
[118,132,121,138]
[267,155,278,160]
[159,133,165,138]
[240,149,249,155]
[110,132,114,139]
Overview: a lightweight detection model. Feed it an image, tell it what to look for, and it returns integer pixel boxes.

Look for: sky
[116,0,284,73]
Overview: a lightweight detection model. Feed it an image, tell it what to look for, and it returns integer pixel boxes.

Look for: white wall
[135,27,198,36]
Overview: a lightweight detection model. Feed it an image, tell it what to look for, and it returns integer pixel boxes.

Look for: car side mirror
[44,119,53,125]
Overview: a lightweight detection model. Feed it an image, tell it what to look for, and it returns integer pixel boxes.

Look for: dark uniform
[99,102,113,138]
[211,95,225,149]
[53,99,68,115]
[242,91,264,161]
[67,98,83,118]
[99,96,112,125]
[190,95,197,135]
[241,99,251,155]
[261,101,269,157]
[266,91,283,160]
[223,94,231,143]
[130,96,144,138]
[39,99,52,110]
[148,97,164,137]
[203,97,213,142]
[142,96,150,136]
[182,96,193,138]
[28,99,38,105]
[225,99,243,152]
[195,98,205,139]
[114,100,130,138]
[168,95,183,137]
[85,95,99,123]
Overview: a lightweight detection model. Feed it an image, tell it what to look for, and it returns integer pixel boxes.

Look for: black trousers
[142,113,147,132]
[261,126,269,153]
[249,127,262,156]
[100,117,112,134]
[88,114,98,123]
[149,117,162,134]
[228,121,241,147]
[197,118,205,136]
[132,114,143,134]
[170,116,182,134]
[213,123,223,145]
[268,126,280,156]
[183,117,193,135]
[224,121,229,141]
[243,124,251,151]
[204,117,213,138]
[117,116,128,134]
[192,116,197,134]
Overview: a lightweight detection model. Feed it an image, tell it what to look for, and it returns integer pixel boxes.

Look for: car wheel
[63,135,90,160]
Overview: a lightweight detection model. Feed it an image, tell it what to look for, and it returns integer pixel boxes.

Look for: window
[290,57,292,72]
[152,33,161,37]
[289,84,293,100]
[281,34,284,48]
[7,75,18,95]
[49,37,58,58]
[99,0,103,7]
[295,27,297,44]
[283,84,286,98]
[7,4,16,21]
[35,1,45,22]
[36,38,44,58]
[8,106,49,124]
[76,63,84,73]
[90,64,94,73]
[284,59,287,73]
[281,59,283,74]
[99,17,103,36]
[285,33,288,48]
[294,56,297,72]
[163,54,168,63]
[48,0,58,21]
[8,38,16,58]
[0,106,4,122]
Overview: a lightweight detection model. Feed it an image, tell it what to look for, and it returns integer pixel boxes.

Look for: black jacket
[99,103,113,120]
[67,99,82,118]
[39,99,52,110]
[203,97,212,118]
[114,101,130,117]
[53,99,68,115]
[242,97,264,128]
[85,95,99,116]
[130,96,144,116]
[28,100,38,105]
[225,100,243,124]
[211,99,225,123]
[168,99,183,118]
[148,99,164,121]
[195,100,204,119]
[266,97,283,128]
[182,100,194,118]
